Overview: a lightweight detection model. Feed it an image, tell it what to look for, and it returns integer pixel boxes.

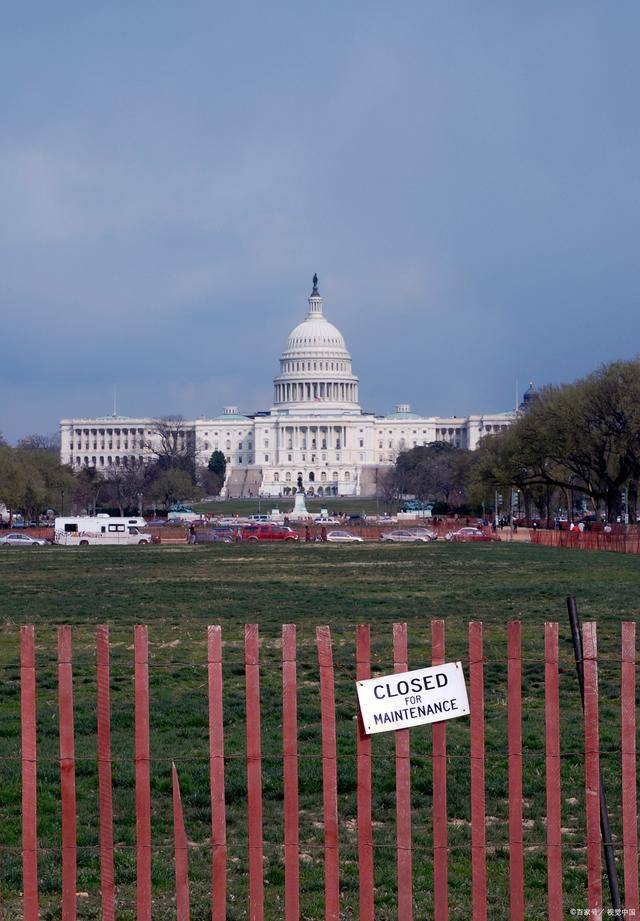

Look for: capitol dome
[272,275,360,415]
[285,317,347,352]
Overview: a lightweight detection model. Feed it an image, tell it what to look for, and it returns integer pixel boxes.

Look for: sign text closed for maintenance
[357,662,470,735]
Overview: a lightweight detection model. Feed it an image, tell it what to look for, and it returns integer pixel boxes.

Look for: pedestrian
[321,526,327,542]
[305,525,311,542]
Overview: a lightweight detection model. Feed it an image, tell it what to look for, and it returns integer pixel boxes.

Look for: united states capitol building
[60,277,515,497]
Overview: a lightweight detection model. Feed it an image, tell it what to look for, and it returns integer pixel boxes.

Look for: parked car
[0,533,49,548]
[408,527,437,541]
[446,527,498,542]
[326,530,364,543]
[241,525,299,542]
[193,528,234,544]
[380,529,433,543]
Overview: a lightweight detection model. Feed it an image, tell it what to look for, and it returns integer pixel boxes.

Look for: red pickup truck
[241,525,299,542]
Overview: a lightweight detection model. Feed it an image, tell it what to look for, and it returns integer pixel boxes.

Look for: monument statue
[290,472,309,519]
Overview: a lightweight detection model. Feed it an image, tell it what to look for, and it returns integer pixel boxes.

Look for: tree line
[382,358,640,524]
[471,359,640,524]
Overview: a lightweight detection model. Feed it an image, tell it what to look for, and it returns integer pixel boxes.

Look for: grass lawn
[0,542,637,919]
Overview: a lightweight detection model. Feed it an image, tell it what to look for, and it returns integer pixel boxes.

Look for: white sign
[357,662,470,735]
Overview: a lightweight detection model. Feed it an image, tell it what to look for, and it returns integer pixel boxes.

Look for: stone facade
[60,279,515,497]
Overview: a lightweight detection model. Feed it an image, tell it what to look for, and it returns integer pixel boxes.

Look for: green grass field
[0,542,637,919]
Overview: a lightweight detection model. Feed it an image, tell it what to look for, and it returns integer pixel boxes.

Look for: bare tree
[145,417,196,474]
[104,464,147,515]
[71,467,105,515]
[378,466,404,511]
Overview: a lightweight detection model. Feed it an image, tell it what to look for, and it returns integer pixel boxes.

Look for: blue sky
[2,1,639,441]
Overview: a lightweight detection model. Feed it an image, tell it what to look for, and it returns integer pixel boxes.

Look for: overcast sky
[2,1,639,441]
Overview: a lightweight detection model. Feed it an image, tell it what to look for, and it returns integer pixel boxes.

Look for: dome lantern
[307,273,323,319]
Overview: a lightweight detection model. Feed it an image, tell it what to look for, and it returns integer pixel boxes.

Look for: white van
[54,515,153,546]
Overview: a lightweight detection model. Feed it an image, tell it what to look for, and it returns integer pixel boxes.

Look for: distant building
[519,381,538,412]
[60,277,516,496]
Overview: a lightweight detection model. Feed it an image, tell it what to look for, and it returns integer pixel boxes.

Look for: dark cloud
[2,1,639,440]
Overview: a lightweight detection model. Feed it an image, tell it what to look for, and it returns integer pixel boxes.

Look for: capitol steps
[224,467,264,498]
[358,465,388,497]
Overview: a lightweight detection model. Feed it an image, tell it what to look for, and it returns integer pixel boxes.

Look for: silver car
[0,532,49,547]
[326,530,364,543]
[380,529,433,543]
[408,527,438,541]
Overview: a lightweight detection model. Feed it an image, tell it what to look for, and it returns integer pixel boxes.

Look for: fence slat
[282,624,299,921]
[621,622,638,915]
[134,625,152,921]
[544,623,562,920]
[393,623,412,921]
[582,622,602,915]
[356,624,374,921]
[432,619,448,920]
[172,763,191,921]
[20,625,38,921]
[507,621,525,921]
[58,626,77,921]
[208,626,227,921]
[469,622,487,921]
[245,624,264,921]
[97,626,115,921]
[316,626,340,921]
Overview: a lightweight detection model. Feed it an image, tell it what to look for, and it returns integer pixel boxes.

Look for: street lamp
[60,488,65,516]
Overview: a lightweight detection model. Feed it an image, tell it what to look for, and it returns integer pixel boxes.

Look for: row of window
[76,442,143,451]
[73,428,145,436]
[281,360,349,372]
[74,456,143,468]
